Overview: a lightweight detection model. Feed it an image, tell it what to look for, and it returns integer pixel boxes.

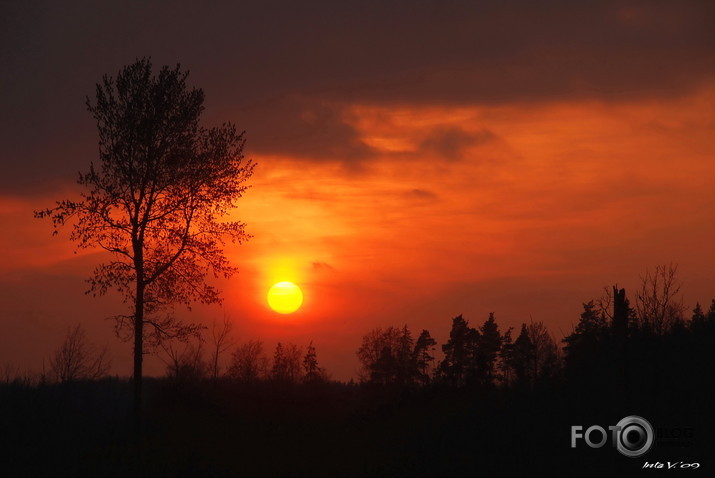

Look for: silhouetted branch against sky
[34,58,254,420]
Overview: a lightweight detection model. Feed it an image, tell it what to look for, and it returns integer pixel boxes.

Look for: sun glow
[267,281,303,314]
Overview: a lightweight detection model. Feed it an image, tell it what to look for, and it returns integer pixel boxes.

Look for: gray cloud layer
[1,0,713,192]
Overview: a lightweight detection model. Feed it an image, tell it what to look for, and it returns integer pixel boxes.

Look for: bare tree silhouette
[159,336,207,382]
[635,263,687,334]
[209,313,235,379]
[50,324,111,383]
[229,340,267,383]
[35,58,254,425]
[357,325,419,385]
[526,320,560,383]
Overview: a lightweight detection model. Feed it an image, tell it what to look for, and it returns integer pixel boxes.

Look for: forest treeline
[5,264,714,394]
[3,264,715,477]
[355,264,715,395]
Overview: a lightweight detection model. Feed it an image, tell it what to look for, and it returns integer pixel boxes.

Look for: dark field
[2,373,713,478]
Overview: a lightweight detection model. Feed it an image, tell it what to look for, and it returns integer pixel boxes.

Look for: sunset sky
[1,0,714,380]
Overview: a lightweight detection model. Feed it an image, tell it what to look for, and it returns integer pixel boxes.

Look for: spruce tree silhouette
[303,342,326,383]
[475,313,503,387]
[413,330,437,385]
[507,323,535,388]
[438,315,478,387]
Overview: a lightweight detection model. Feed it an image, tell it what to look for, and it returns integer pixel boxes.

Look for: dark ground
[1,375,712,478]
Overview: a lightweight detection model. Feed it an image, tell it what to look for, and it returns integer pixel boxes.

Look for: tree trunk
[133,237,145,430]
[133,280,144,429]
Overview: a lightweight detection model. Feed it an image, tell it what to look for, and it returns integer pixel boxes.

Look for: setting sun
[267,281,303,314]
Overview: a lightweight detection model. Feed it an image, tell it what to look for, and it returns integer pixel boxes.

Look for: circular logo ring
[616,415,654,458]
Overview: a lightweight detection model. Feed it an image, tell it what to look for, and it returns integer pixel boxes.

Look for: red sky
[1,1,714,380]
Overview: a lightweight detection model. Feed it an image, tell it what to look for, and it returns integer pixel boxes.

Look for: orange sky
[1,1,714,380]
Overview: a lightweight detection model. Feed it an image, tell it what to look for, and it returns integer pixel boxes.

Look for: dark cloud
[1,0,713,192]
[312,261,335,272]
[419,127,496,161]
[406,189,439,201]
[236,95,376,162]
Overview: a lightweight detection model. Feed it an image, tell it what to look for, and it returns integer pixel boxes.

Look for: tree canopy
[36,58,254,423]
